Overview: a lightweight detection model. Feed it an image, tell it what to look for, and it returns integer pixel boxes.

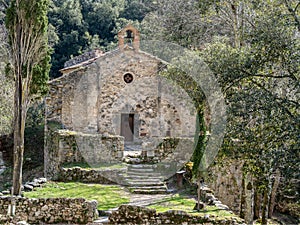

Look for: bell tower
[118,25,140,51]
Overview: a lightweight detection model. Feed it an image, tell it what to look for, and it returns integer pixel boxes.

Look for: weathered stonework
[207,158,254,224]
[58,167,123,184]
[45,25,197,179]
[109,205,245,225]
[208,160,244,214]
[45,128,124,179]
[0,196,98,224]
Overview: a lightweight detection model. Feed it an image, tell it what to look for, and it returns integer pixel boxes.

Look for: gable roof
[54,25,168,82]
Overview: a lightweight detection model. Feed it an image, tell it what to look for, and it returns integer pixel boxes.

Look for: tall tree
[142,0,299,222]
[5,0,50,195]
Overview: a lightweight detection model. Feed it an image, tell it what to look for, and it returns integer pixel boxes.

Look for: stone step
[127,168,154,172]
[131,189,167,194]
[129,164,157,169]
[120,163,168,195]
[125,178,162,183]
[126,171,162,177]
[123,174,164,181]
[126,181,165,187]
[130,185,166,190]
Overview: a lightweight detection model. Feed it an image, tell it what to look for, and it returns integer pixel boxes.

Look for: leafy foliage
[0,25,13,135]
[143,0,299,222]
[48,0,158,78]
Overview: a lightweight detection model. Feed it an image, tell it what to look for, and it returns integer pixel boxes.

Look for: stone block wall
[109,205,245,225]
[207,158,254,223]
[0,196,98,224]
[58,167,123,184]
[154,137,180,159]
[207,159,244,214]
[44,128,124,180]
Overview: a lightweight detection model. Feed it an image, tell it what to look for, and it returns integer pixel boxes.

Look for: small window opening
[124,73,134,83]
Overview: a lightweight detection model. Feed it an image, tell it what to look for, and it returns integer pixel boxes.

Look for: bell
[126,30,133,39]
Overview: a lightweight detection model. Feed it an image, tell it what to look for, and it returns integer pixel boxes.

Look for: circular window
[123,73,134,83]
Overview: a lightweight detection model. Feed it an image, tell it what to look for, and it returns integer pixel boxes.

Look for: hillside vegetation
[0,0,298,223]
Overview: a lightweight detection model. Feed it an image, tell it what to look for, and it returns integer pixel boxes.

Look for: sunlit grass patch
[24,181,130,210]
[148,194,195,212]
[148,194,238,219]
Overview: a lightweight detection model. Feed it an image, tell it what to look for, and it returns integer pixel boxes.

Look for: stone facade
[46,46,196,138]
[45,25,196,178]
[109,205,245,225]
[0,196,98,224]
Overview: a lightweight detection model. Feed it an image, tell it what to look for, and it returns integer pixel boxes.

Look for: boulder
[216,203,229,210]
[38,177,47,183]
[2,190,10,195]
[24,184,34,191]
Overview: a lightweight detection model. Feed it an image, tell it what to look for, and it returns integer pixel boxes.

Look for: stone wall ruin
[0,196,98,224]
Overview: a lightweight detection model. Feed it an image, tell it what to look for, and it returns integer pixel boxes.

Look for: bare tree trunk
[261,187,269,225]
[253,188,261,220]
[12,119,25,196]
[268,169,281,218]
[12,69,27,196]
[240,175,246,219]
[197,179,201,211]
[7,0,50,196]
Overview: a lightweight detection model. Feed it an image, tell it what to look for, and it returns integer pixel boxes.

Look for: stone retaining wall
[207,158,252,222]
[109,205,245,225]
[45,127,124,179]
[58,167,123,184]
[0,196,98,224]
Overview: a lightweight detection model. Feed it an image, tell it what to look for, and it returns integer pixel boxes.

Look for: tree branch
[249,78,297,119]
[283,0,300,31]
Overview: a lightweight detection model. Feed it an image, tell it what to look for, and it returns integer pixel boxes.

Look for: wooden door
[121,114,134,142]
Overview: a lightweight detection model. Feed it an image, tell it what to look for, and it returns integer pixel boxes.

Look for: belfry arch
[118,25,140,51]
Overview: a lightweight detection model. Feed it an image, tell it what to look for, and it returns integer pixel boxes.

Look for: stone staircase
[123,164,168,194]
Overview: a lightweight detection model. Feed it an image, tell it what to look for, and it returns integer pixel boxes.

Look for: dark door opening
[121,114,134,142]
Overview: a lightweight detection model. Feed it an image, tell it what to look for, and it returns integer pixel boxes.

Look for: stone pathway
[93,193,172,225]
[129,193,171,206]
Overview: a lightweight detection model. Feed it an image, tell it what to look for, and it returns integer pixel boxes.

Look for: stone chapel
[44,25,196,179]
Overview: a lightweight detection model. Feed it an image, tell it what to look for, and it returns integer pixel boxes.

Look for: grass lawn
[148,194,239,219]
[24,182,130,210]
